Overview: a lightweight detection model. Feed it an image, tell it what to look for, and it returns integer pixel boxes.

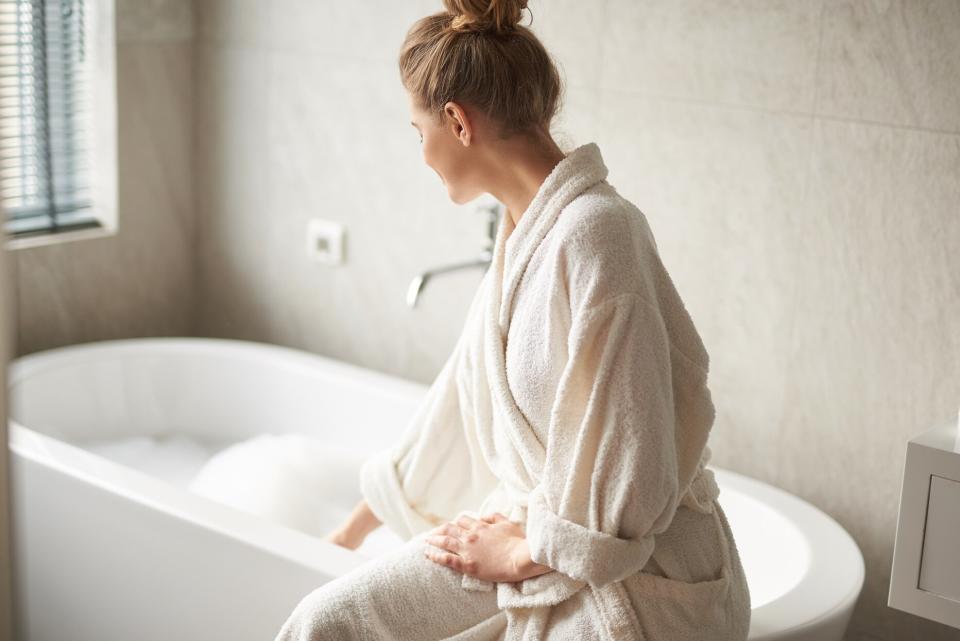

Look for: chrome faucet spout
[406,203,501,309]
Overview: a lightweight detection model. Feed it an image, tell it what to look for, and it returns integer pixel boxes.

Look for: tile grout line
[596,85,960,138]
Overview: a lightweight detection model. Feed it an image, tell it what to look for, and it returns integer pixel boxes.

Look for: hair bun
[442,0,528,34]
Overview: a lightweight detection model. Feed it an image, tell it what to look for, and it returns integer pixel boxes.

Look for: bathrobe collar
[481,142,610,488]
[495,142,609,331]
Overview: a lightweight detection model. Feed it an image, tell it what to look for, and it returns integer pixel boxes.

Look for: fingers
[424,518,479,574]
[455,514,477,530]
[424,546,465,571]
[426,534,460,553]
[437,512,505,532]
[424,542,476,575]
[480,512,508,523]
[425,549,477,575]
[454,513,503,530]
[429,522,465,538]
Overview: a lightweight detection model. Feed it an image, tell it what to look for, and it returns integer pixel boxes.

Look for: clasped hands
[423,512,554,583]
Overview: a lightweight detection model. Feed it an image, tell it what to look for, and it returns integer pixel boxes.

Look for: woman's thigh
[274,531,505,641]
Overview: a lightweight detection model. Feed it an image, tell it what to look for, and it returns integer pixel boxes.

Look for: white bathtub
[7,337,863,641]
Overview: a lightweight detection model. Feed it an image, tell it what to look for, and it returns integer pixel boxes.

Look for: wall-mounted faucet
[406,202,502,308]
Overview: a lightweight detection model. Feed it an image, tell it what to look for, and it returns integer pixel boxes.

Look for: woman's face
[408,92,484,204]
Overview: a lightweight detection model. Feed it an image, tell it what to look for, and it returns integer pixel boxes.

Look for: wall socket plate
[306,219,345,266]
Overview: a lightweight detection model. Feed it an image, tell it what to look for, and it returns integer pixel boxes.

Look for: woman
[274,1,751,639]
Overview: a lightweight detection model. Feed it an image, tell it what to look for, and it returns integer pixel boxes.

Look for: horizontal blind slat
[0,0,90,235]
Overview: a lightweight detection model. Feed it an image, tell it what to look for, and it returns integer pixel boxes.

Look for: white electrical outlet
[306,219,345,266]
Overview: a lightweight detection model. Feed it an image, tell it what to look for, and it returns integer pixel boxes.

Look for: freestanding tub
[6,337,864,641]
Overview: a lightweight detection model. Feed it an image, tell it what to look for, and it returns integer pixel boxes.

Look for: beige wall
[192,2,960,640]
[4,1,197,637]
[1,243,15,641]
[193,0,501,382]
[590,4,960,641]
[9,0,959,640]
[10,0,196,358]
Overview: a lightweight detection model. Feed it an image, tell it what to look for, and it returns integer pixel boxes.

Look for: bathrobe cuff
[359,447,441,541]
[523,484,657,589]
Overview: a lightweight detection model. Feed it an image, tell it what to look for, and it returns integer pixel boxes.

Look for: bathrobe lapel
[479,142,610,491]
[457,144,650,641]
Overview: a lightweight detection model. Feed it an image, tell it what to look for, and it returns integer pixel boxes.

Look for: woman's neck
[489,136,567,228]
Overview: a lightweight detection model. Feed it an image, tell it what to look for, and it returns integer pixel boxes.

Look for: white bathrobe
[277,142,751,641]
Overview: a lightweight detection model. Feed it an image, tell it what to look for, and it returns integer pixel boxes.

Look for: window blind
[0,0,96,237]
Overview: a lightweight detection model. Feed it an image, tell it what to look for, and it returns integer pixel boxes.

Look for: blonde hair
[399,0,564,140]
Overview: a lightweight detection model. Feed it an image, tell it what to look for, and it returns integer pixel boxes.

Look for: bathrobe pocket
[620,502,748,639]
[622,563,733,639]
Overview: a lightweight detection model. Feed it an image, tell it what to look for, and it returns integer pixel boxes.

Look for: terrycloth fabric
[279,142,751,640]
[273,500,746,640]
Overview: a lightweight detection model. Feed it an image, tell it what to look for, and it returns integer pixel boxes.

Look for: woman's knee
[275,581,365,641]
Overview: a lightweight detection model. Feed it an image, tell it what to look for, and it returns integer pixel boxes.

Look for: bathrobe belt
[456,459,721,596]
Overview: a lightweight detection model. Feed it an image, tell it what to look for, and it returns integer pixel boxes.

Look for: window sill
[5,223,118,251]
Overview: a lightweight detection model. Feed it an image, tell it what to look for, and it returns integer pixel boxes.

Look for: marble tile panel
[195,0,270,48]
[526,0,608,91]
[595,92,814,487]
[117,0,194,42]
[16,42,194,355]
[265,0,440,60]
[261,51,483,380]
[773,117,960,641]
[194,44,274,341]
[817,0,960,132]
[600,0,823,113]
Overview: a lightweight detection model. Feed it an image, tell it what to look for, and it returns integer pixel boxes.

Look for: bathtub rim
[713,467,865,640]
[7,336,865,638]
[7,336,429,410]
[7,419,372,580]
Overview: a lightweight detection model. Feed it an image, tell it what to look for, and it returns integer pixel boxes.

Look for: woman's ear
[443,100,472,146]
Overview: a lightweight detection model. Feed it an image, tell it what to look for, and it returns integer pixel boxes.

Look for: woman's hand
[324,499,383,550]
[323,526,364,550]
[423,512,554,583]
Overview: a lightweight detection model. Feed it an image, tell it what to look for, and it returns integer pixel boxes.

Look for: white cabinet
[889,422,960,629]
[917,474,960,601]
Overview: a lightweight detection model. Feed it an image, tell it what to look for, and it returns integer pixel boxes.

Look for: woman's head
[401,0,565,204]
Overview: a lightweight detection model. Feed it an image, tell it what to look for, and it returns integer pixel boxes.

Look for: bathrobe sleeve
[359,281,499,541]
[523,291,684,589]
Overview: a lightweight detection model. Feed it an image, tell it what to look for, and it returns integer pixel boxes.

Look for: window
[0,0,115,241]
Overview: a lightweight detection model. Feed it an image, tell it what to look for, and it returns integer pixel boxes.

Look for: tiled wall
[0,214,14,638]
[11,0,196,356]
[13,1,960,640]
[192,3,960,640]
[193,1,504,382]
[588,3,960,641]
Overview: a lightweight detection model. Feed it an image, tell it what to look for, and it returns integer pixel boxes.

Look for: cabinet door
[918,474,960,602]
